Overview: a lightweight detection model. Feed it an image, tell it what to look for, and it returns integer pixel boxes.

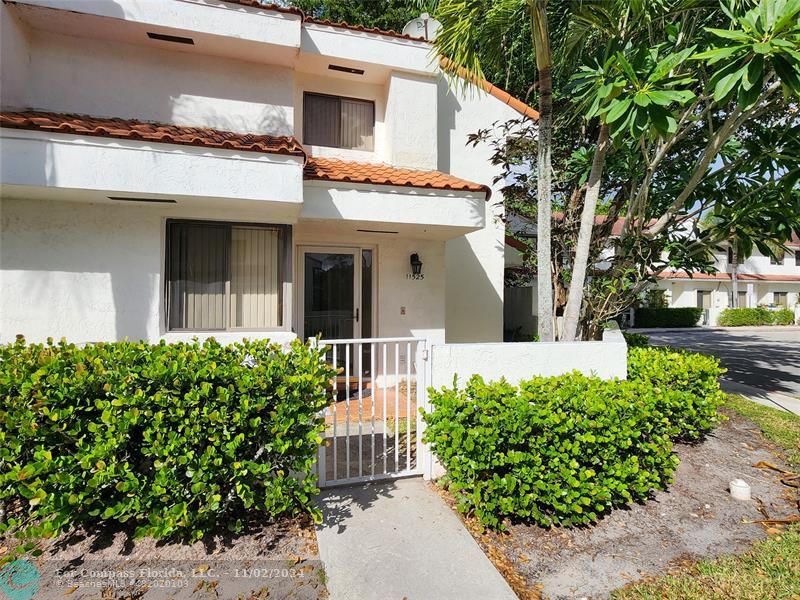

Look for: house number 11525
[406,273,425,280]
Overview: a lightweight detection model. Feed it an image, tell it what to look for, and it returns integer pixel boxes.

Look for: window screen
[303,92,374,150]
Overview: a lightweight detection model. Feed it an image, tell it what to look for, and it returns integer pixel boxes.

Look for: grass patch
[723,395,800,468]
[612,524,800,600]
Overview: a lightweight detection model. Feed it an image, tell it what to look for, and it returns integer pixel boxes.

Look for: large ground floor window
[166,220,289,331]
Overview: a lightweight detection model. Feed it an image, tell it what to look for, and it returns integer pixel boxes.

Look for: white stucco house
[0,0,543,348]
[654,238,800,326]
[505,218,800,334]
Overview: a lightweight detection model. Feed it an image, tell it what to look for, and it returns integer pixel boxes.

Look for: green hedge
[0,337,334,541]
[622,332,650,347]
[718,307,795,326]
[634,307,704,328]
[422,347,724,529]
[773,309,796,325]
[627,347,726,441]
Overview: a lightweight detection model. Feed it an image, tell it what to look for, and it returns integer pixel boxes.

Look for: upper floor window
[166,220,288,331]
[303,92,375,151]
[770,250,785,265]
[727,247,734,264]
[795,251,800,267]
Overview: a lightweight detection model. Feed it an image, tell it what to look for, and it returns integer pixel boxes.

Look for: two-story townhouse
[0,0,539,353]
[656,236,800,325]
[504,215,800,334]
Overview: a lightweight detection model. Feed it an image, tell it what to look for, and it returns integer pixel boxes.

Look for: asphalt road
[642,328,800,398]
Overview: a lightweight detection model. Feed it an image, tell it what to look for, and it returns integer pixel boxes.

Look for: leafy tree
[445,0,800,339]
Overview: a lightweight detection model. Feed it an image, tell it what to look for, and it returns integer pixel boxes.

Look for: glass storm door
[301,247,372,341]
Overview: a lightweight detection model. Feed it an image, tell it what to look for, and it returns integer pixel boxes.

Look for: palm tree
[434,0,555,341]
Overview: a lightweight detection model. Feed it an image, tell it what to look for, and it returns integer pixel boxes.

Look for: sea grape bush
[627,346,726,441]
[633,307,704,328]
[423,347,725,529]
[718,307,795,326]
[0,337,335,541]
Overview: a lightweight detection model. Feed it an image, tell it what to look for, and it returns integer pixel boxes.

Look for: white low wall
[428,326,628,390]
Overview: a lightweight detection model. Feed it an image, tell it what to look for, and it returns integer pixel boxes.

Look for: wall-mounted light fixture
[410,253,423,276]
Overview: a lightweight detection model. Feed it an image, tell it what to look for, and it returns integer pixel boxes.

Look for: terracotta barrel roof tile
[0,110,306,157]
[439,58,539,121]
[304,157,490,197]
[304,17,427,41]
[217,0,303,16]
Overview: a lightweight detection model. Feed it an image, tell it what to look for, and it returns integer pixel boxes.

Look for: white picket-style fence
[315,337,431,487]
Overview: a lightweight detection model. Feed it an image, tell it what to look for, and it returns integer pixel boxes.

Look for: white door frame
[296,244,377,341]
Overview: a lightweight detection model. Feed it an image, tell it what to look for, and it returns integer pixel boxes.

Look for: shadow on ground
[315,480,399,534]
[647,329,800,397]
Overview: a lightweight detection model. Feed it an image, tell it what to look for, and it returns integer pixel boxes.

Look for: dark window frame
[303,91,375,150]
[164,219,292,332]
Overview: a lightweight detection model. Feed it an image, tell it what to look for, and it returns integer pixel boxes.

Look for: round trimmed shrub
[423,347,725,530]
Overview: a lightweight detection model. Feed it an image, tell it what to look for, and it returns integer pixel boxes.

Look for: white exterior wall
[21,29,295,136]
[1,130,304,206]
[0,197,301,344]
[430,327,627,389]
[384,72,438,170]
[657,277,800,326]
[439,80,520,342]
[12,0,303,50]
[0,3,31,108]
[1,198,449,346]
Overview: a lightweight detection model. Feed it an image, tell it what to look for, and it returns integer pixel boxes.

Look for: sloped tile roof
[658,270,800,283]
[0,111,306,157]
[218,0,303,16]
[304,17,426,41]
[304,157,490,196]
[440,58,539,121]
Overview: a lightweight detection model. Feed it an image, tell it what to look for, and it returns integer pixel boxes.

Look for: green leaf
[705,27,753,42]
[604,97,632,124]
[741,55,765,91]
[693,45,744,65]
[752,42,772,55]
[713,65,748,102]
[634,91,652,107]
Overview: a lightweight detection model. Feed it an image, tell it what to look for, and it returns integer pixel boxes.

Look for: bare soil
[2,516,327,600]
[448,410,799,600]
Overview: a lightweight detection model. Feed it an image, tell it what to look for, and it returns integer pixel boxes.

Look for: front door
[299,246,373,341]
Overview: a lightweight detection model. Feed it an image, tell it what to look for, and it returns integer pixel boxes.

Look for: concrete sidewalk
[315,478,517,600]
[722,379,800,416]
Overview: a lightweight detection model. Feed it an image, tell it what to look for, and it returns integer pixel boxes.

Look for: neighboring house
[654,237,800,326]
[0,0,539,348]
[504,217,800,334]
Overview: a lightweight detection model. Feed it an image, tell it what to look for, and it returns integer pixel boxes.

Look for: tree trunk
[561,124,610,342]
[731,242,739,307]
[531,0,554,342]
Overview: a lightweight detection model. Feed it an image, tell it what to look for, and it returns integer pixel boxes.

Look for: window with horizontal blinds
[166,221,286,331]
[303,92,374,150]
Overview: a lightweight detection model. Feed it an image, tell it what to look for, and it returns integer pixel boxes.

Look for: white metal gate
[315,337,429,487]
